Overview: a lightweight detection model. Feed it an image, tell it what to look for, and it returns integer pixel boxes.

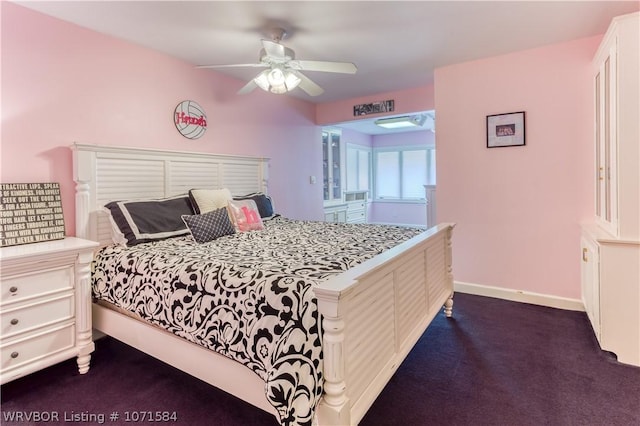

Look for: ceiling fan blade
[196,63,267,69]
[294,72,324,96]
[292,60,357,74]
[237,79,258,95]
[261,40,286,59]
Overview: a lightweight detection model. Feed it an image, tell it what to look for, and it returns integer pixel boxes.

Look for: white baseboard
[454,281,585,312]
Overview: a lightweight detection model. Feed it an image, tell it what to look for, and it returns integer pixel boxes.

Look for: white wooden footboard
[315,223,454,425]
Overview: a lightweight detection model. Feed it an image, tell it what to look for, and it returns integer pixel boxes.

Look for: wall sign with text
[0,183,65,247]
[174,100,207,139]
[353,100,395,116]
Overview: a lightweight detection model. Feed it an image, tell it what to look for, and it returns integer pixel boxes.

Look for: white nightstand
[0,237,99,384]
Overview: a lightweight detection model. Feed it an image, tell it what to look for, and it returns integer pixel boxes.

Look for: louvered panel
[221,162,262,195]
[396,252,427,345]
[169,161,221,195]
[96,186,166,201]
[97,178,165,192]
[96,190,164,204]
[96,158,165,200]
[98,168,165,182]
[343,273,395,403]
[427,239,447,313]
[346,313,394,400]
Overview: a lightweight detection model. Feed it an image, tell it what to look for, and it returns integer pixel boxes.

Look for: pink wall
[1,3,324,235]
[340,128,372,148]
[435,36,600,299]
[316,85,434,125]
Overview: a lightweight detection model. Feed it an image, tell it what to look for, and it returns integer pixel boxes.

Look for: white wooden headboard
[72,143,269,245]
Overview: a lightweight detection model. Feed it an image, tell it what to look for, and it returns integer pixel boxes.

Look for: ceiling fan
[196,28,357,96]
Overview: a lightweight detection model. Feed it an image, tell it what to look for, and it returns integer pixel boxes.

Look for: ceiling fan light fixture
[269,84,288,95]
[253,70,271,91]
[201,26,356,97]
[253,68,301,94]
[267,68,285,86]
[283,70,301,89]
[375,114,427,129]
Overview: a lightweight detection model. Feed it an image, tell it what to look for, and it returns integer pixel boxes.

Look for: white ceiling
[14,1,639,134]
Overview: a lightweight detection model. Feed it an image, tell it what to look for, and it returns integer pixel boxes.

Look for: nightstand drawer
[1,267,73,305]
[1,294,74,338]
[1,324,75,371]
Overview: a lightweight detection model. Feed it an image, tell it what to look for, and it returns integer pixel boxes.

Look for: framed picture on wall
[486,111,525,148]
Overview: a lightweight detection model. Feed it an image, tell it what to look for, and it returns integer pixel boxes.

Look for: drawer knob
[10,351,19,359]
[9,286,18,293]
[10,318,19,325]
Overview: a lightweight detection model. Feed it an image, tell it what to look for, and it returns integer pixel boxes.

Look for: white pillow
[188,188,233,214]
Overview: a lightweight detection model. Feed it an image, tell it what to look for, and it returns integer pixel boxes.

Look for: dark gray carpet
[2,293,638,425]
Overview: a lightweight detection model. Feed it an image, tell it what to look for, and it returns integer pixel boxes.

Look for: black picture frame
[486,111,526,148]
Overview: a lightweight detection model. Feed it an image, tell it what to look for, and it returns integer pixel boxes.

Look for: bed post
[444,224,455,317]
[314,290,351,426]
[72,144,94,240]
[260,160,269,195]
[74,181,91,240]
[75,249,95,373]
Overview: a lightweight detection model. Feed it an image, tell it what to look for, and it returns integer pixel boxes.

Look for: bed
[72,143,455,426]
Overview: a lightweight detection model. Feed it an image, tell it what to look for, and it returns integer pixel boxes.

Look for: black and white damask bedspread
[92,217,423,425]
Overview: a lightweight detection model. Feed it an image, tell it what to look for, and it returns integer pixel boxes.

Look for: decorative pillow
[227,199,264,232]
[181,208,235,243]
[188,188,233,214]
[233,192,275,218]
[104,195,194,246]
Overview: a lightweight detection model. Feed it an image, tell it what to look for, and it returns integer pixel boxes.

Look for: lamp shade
[253,68,301,94]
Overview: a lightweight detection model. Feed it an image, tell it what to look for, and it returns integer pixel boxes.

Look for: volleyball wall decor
[174,100,207,139]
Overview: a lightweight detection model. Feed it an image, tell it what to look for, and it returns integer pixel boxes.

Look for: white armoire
[581,12,639,367]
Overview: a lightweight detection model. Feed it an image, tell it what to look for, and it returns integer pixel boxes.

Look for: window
[346,144,371,193]
[373,146,435,201]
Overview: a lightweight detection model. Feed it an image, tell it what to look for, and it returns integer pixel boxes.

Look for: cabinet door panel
[581,236,600,341]
[595,42,619,237]
[595,71,602,218]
